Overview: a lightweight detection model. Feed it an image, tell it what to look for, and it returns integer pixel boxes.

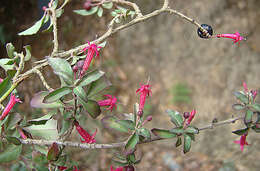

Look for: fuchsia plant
[0,0,258,170]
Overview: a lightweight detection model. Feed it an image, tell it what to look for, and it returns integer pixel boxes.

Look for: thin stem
[5,115,244,150]
[34,69,53,91]
[50,7,59,55]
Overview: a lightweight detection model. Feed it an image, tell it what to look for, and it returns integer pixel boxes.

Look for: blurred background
[0,0,260,170]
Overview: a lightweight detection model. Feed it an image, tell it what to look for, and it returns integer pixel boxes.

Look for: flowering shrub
[0,0,256,170]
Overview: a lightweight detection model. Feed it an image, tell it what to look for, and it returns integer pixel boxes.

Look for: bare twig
[50,7,59,55]
[34,69,53,91]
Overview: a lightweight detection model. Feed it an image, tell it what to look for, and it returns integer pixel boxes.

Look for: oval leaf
[170,127,184,135]
[183,134,192,153]
[117,120,135,130]
[102,2,113,9]
[232,104,245,111]
[47,143,59,161]
[166,109,183,127]
[250,103,260,112]
[125,133,139,150]
[73,86,87,102]
[44,87,72,103]
[77,70,105,87]
[73,7,99,16]
[136,128,151,139]
[18,14,46,36]
[101,116,129,133]
[97,7,103,17]
[234,91,249,104]
[232,128,249,135]
[79,99,101,119]
[176,137,182,147]
[244,110,253,126]
[184,126,199,134]
[28,113,53,125]
[24,45,32,61]
[151,128,177,138]
[24,119,59,140]
[47,58,74,85]
[87,76,112,97]
[0,77,11,98]
[30,91,64,108]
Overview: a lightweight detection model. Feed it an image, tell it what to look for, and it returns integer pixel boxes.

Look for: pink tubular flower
[98,94,117,111]
[136,84,152,115]
[74,121,97,144]
[80,42,102,77]
[234,134,249,152]
[251,90,258,102]
[216,32,245,45]
[73,166,80,171]
[186,109,196,125]
[18,128,27,139]
[0,93,22,120]
[110,166,124,171]
[243,81,248,93]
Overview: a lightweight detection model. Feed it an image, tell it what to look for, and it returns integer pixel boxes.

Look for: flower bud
[124,165,135,171]
[137,110,143,117]
[84,0,92,11]
[183,112,190,119]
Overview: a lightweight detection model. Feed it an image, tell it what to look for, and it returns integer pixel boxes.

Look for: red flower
[110,166,124,171]
[251,90,258,102]
[58,166,67,170]
[243,81,248,93]
[216,32,245,45]
[98,95,117,111]
[73,166,80,171]
[74,121,97,144]
[234,134,249,152]
[0,93,22,120]
[80,42,102,77]
[136,84,152,115]
[186,109,196,125]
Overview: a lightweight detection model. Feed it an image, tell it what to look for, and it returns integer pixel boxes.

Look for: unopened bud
[124,165,135,171]
[137,110,143,117]
[146,115,152,121]
[42,6,47,11]
[83,0,92,11]
[183,112,190,119]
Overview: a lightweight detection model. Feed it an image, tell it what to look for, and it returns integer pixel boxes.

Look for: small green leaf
[0,77,12,99]
[6,136,21,145]
[98,41,107,48]
[47,58,74,85]
[78,70,105,87]
[0,144,22,163]
[73,86,87,102]
[166,109,183,127]
[28,113,53,125]
[151,128,177,138]
[170,127,184,135]
[24,119,59,140]
[0,58,15,71]
[232,128,249,135]
[18,14,46,36]
[5,113,23,130]
[232,104,245,111]
[97,7,103,17]
[244,110,253,126]
[102,2,113,9]
[73,7,99,16]
[125,133,139,150]
[24,45,32,61]
[184,126,199,134]
[127,153,136,163]
[183,134,192,153]
[79,99,101,119]
[30,91,64,109]
[44,87,72,103]
[87,76,112,97]
[136,128,151,139]
[176,137,182,147]
[6,43,15,58]
[59,119,71,136]
[117,120,135,130]
[250,103,260,112]
[47,143,59,161]
[252,125,260,133]
[234,91,249,104]
[112,159,128,166]
[101,116,129,133]
[56,9,64,18]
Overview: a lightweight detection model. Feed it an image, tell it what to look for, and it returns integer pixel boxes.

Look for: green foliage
[125,133,139,150]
